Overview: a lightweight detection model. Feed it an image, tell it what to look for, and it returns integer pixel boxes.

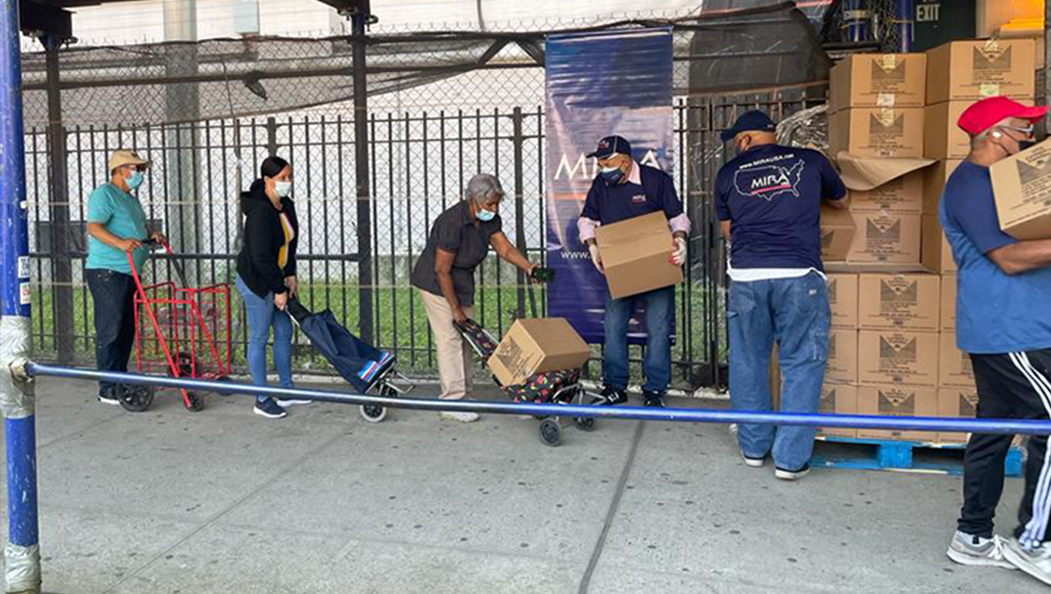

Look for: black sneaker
[600,385,628,406]
[97,388,120,406]
[774,463,811,481]
[643,390,665,408]
[254,397,288,419]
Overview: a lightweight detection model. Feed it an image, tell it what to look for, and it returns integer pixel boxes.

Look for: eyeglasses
[999,124,1036,137]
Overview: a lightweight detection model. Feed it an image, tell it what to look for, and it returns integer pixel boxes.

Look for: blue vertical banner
[544,28,674,344]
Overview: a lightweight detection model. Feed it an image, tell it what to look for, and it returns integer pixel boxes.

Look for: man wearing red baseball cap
[940,96,1051,584]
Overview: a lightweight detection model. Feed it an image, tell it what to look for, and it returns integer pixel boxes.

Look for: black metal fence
[25,87,826,390]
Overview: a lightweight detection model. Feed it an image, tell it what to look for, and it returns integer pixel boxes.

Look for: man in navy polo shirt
[577,135,691,408]
[939,96,1051,585]
[715,110,846,481]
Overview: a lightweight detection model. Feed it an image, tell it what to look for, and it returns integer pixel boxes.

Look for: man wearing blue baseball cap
[577,135,691,408]
[715,110,847,481]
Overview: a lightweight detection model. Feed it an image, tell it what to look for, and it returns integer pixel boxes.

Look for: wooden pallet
[812,435,1023,476]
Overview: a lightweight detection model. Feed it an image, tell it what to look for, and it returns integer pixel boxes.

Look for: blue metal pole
[895,0,915,52]
[0,1,41,592]
[24,363,1051,436]
[844,0,871,43]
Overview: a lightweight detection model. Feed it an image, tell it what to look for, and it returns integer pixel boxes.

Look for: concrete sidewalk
[5,377,1042,594]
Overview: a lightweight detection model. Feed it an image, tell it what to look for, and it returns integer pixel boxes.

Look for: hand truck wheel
[359,404,387,423]
[539,419,562,447]
[118,384,154,413]
[360,383,394,423]
[573,416,596,432]
[184,391,205,413]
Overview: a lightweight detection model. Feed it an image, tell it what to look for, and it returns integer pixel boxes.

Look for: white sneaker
[742,452,765,468]
[276,398,312,408]
[440,411,479,423]
[1003,537,1051,584]
[774,464,811,481]
[946,531,1016,570]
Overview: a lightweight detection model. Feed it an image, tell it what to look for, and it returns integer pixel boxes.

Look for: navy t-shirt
[939,160,1051,354]
[580,164,684,225]
[714,144,846,270]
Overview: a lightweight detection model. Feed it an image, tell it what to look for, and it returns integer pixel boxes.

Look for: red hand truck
[123,240,232,412]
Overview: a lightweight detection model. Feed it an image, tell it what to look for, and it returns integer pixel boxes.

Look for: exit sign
[913,0,976,51]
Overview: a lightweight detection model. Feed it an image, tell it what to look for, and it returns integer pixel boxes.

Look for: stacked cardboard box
[811,44,1038,443]
[922,38,1035,275]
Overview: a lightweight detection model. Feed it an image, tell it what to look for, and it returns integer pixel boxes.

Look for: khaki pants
[419,290,475,401]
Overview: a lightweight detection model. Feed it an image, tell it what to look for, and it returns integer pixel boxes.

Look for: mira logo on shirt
[733,159,805,201]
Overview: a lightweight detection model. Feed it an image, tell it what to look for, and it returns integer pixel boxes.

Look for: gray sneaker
[946,531,1016,569]
[1003,536,1051,585]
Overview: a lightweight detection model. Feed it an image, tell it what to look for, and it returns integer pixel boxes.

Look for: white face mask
[274,180,292,198]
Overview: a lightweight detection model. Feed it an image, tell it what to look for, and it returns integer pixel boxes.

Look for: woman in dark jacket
[235,156,307,419]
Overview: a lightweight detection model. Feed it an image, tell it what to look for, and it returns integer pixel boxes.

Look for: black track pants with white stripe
[958,349,1051,547]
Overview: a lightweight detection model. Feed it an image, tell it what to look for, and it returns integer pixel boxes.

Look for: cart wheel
[215,376,235,396]
[119,384,154,413]
[573,416,596,432]
[184,391,205,413]
[539,419,562,447]
[359,404,387,423]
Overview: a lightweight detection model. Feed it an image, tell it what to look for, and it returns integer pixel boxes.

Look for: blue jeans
[603,285,674,393]
[86,269,137,396]
[727,272,830,471]
[235,275,293,403]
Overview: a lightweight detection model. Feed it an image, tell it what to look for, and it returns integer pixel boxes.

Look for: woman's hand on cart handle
[117,238,142,252]
[453,307,468,325]
[274,291,289,311]
[149,230,168,245]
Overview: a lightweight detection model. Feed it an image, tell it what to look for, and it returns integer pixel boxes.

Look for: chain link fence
[23,6,831,390]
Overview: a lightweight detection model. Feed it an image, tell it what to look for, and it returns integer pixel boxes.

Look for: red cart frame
[126,242,231,412]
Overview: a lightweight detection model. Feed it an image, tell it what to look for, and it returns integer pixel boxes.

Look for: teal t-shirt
[85,183,149,274]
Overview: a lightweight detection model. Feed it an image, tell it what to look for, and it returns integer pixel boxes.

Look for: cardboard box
[858,385,939,441]
[817,383,858,439]
[926,39,1036,104]
[835,153,933,215]
[848,171,925,215]
[938,386,979,444]
[925,100,1035,160]
[921,215,956,274]
[858,273,940,331]
[847,212,922,264]
[827,273,858,328]
[829,108,925,159]
[989,138,1051,240]
[939,332,976,389]
[922,159,962,215]
[826,329,859,384]
[941,274,956,331]
[820,205,857,262]
[594,211,683,299]
[858,330,940,387]
[486,318,591,387]
[829,54,927,112]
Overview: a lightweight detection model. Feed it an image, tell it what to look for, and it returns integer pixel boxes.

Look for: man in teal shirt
[86,150,165,406]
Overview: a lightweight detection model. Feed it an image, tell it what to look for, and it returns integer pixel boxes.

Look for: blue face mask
[127,170,144,190]
[599,166,623,185]
[476,207,496,222]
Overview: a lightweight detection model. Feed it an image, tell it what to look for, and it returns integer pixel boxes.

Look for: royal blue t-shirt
[714,144,846,270]
[939,160,1051,354]
[580,164,684,226]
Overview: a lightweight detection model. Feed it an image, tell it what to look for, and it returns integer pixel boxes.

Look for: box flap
[835,152,935,191]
